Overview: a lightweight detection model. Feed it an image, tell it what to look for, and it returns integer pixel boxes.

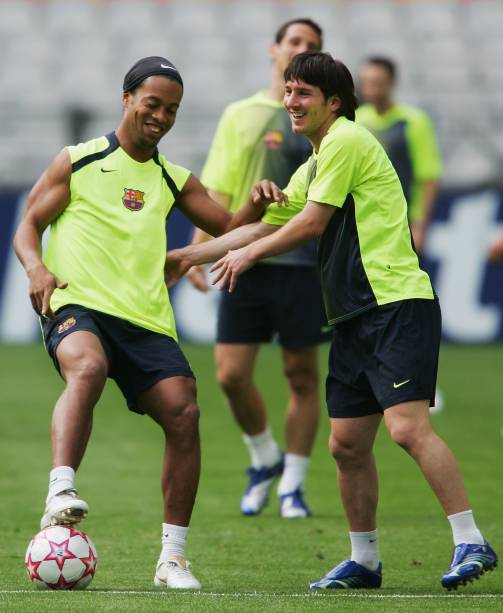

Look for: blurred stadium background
[1,0,502,344]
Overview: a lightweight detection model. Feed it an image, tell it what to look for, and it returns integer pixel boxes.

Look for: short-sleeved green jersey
[263,116,434,325]
[43,132,190,339]
[356,103,442,221]
[201,90,315,266]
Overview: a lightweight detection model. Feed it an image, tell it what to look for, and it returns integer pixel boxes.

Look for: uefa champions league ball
[25,525,97,590]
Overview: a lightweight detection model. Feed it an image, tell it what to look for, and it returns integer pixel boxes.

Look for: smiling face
[271,23,322,75]
[121,75,183,152]
[284,78,339,150]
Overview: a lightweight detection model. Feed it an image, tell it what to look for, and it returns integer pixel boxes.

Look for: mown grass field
[0,342,501,612]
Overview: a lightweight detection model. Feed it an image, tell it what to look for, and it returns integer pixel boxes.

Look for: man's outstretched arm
[211,201,336,292]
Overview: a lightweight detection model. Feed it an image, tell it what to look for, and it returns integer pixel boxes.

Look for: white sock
[47,466,75,501]
[448,510,484,546]
[243,427,282,468]
[160,523,188,561]
[277,453,309,496]
[350,530,380,571]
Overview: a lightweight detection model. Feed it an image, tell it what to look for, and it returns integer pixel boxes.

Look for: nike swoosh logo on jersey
[393,379,411,388]
[101,168,117,173]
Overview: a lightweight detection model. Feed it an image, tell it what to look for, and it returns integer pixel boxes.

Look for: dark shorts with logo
[326,298,441,418]
[41,304,194,415]
[216,263,331,349]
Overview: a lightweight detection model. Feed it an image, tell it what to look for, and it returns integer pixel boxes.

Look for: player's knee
[388,421,421,453]
[65,353,108,386]
[284,365,318,398]
[216,364,250,393]
[329,433,361,465]
[165,400,200,439]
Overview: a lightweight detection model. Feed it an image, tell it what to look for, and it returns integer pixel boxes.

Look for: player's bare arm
[185,190,232,293]
[13,149,72,319]
[211,200,335,292]
[165,180,288,285]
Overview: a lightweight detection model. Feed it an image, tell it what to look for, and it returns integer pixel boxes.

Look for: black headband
[123,56,183,92]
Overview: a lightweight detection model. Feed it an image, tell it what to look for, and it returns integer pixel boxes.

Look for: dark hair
[284,52,358,121]
[275,18,323,49]
[364,56,397,81]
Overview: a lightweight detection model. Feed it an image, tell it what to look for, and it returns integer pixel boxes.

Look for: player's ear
[330,96,341,113]
[122,91,131,110]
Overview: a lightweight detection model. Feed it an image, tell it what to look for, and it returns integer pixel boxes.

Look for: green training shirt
[43,132,190,339]
[263,116,434,325]
[201,90,315,266]
[356,103,442,221]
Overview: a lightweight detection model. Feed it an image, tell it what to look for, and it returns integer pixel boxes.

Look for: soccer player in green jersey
[166,52,497,590]
[13,56,281,590]
[186,19,328,519]
[356,56,442,253]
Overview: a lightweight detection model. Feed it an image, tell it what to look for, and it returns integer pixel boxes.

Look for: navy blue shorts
[42,304,194,414]
[326,298,441,418]
[216,264,331,349]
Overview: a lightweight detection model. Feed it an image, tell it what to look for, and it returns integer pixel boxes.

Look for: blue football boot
[441,541,498,590]
[310,560,382,590]
[240,457,284,516]
[279,488,312,519]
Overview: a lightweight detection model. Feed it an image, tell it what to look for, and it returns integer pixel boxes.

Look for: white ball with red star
[25,525,97,590]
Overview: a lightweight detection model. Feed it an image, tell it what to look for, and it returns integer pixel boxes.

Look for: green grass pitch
[0,342,502,612]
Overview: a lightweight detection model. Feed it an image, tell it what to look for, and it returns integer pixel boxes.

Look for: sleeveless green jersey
[43,132,190,339]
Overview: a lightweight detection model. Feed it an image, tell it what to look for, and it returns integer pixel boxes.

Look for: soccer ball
[25,525,97,590]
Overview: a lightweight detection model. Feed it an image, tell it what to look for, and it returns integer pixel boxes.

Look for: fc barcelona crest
[123,188,145,211]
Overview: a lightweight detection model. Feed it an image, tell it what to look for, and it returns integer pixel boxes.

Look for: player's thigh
[215,343,260,385]
[56,331,109,382]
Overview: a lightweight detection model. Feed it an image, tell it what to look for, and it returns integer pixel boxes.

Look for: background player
[13,56,281,590]
[356,56,442,254]
[356,56,445,413]
[185,18,328,518]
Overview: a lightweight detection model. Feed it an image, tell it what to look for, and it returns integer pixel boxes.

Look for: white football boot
[154,556,202,590]
[40,489,89,530]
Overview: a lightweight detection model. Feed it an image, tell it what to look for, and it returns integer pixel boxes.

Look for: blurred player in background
[167,51,497,591]
[357,56,445,414]
[356,56,442,254]
[13,56,280,590]
[186,18,328,518]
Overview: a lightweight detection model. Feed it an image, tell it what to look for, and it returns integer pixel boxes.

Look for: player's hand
[165,250,192,288]
[488,234,503,262]
[411,221,426,254]
[187,265,209,292]
[210,246,256,292]
[250,180,288,209]
[27,263,67,319]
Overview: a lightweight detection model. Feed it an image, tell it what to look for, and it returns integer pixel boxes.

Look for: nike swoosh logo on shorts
[393,379,411,389]
[101,168,117,173]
